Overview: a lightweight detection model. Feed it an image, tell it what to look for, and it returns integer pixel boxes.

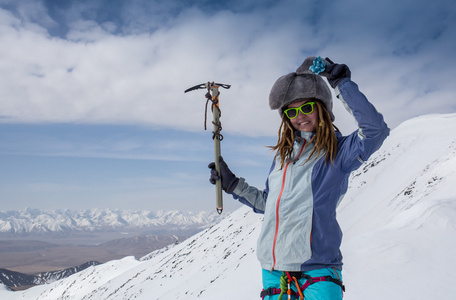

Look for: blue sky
[0,0,455,212]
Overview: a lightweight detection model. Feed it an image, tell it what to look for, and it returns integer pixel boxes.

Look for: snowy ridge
[1,113,456,299]
[0,209,221,234]
[338,113,456,299]
[9,208,263,299]
[0,262,100,288]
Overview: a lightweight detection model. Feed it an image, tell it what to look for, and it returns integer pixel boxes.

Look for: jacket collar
[296,129,343,141]
[295,131,314,143]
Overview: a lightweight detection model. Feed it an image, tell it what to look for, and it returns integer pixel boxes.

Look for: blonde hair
[269,100,339,168]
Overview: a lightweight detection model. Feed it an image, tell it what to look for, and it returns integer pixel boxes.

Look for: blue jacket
[232,78,389,272]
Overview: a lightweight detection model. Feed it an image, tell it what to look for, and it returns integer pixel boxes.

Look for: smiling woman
[208,56,389,299]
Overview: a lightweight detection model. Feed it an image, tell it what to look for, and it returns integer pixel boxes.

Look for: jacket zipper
[271,140,307,271]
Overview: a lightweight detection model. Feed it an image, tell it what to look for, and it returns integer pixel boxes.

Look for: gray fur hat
[269,56,335,121]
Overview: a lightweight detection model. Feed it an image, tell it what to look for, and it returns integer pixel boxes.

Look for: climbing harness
[184,82,231,214]
[260,270,345,299]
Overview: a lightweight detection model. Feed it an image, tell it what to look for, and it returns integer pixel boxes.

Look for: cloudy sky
[0,0,455,213]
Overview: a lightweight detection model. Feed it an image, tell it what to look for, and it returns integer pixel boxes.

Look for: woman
[209,57,389,299]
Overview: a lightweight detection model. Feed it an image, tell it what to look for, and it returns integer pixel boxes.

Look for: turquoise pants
[262,268,343,300]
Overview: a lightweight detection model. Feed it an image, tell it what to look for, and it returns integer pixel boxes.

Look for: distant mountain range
[0,208,222,235]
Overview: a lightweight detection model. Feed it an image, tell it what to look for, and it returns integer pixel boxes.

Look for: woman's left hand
[322,58,351,88]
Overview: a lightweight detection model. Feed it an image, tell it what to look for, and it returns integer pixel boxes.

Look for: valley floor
[0,232,187,274]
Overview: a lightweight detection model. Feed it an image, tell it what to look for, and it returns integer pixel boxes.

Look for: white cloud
[0,0,455,137]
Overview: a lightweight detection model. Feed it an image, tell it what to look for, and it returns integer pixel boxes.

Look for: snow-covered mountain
[0,209,221,234]
[0,261,100,288]
[1,113,456,299]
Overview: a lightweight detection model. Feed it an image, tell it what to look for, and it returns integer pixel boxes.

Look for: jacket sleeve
[335,78,390,172]
[229,160,276,214]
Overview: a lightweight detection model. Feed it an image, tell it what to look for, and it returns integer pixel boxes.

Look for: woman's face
[286,99,319,132]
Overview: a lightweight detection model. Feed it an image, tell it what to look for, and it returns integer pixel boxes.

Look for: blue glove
[208,156,239,194]
[322,57,351,89]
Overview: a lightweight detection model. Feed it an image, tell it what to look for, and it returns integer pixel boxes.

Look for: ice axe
[185,82,231,214]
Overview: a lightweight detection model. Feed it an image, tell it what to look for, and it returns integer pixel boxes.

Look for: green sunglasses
[283,102,315,119]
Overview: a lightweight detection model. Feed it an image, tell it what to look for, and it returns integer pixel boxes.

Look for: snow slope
[338,113,456,299]
[4,209,263,299]
[0,261,99,288]
[1,113,456,299]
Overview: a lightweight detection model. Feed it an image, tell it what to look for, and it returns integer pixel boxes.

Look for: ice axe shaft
[184,82,231,214]
[212,103,223,214]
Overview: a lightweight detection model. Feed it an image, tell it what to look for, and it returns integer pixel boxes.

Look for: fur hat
[269,57,335,121]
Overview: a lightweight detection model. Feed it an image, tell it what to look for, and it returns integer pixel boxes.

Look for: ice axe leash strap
[184,82,231,214]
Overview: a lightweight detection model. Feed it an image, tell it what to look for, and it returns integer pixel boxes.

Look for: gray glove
[208,156,239,194]
[321,57,351,89]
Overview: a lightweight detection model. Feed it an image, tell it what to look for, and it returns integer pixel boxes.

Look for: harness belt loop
[260,287,281,299]
[324,276,346,292]
[301,273,314,284]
